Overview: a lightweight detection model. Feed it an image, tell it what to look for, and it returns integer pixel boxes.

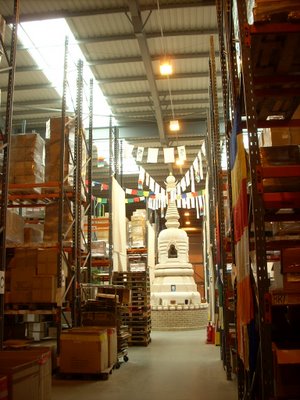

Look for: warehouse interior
[0,1,300,399]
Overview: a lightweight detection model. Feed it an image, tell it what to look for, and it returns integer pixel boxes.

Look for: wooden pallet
[58,364,114,381]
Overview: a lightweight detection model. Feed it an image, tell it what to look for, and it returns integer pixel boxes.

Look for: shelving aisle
[52,329,237,400]
[214,1,300,398]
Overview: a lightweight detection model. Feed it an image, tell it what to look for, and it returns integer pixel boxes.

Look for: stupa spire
[165,173,180,229]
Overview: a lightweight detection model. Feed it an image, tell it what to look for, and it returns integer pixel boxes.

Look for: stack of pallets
[113,271,151,346]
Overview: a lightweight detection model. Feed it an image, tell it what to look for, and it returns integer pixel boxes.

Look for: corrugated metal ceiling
[0,0,221,215]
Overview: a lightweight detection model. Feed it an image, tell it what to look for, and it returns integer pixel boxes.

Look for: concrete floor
[52,329,237,400]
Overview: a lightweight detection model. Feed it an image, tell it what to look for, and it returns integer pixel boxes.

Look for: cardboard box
[9,249,38,269]
[261,127,300,146]
[0,375,8,400]
[37,249,57,275]
[48,326,57,338]
[32,276,56,303]
[281,247,300,273]
[24,224,43,244]
[106,327,117,367]
[283,273,300,292]
[23,314,42,323]
[0,353,40,400]
[78,326,117,367]
[27,322,47,334]
[9,290,32,304]
[0,348,51,400]
[6,210,24,245]
[273,344,300,398]
[60,328,108,374]
[10,267,35,291]
[82,311,117,327]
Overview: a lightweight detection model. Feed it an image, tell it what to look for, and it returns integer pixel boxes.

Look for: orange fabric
[236,274,254,369]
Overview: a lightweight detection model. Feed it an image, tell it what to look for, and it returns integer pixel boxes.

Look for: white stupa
[151,174,201,308]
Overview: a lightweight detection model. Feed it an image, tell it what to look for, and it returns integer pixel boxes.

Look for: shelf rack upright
[0,0,19,350]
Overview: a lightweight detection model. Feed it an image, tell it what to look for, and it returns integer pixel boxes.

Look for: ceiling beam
[76,28,218,45]
[98,71,221,84]
[4,2,215,23]
[88,51,219,66]
[111,98,223,109]
[113,107,219,117]
[107,88,222,99]
[0,99,62,108]
[0,83,57,92]
[128,0,166,145]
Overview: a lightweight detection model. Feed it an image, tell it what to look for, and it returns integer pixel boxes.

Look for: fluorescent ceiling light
[18,19,113,127]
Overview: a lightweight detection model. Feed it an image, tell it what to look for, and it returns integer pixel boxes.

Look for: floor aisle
[52,329,237,400]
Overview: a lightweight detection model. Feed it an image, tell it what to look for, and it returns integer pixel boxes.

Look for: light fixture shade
[169,119,179,131]
[160,61,173,75]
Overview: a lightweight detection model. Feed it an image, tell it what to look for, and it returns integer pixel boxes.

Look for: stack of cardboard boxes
[7,248,66,306]
[129,209,146,248]
[9,133,45,193]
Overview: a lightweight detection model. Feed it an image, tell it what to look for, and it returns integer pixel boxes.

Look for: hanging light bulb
[175,158,184,166]
[169,119,180,131]
[160,60,173,76]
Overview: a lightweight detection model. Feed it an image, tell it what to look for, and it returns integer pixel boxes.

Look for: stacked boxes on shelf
[6,209,24,245]
[9,133,45,193]
[23,314,49,342]
[44,117,75,186]
[281,248,300,292]
[113,271,151,346]
[129,210,146,248]
[43,117,75,242]
[6,248,66,305]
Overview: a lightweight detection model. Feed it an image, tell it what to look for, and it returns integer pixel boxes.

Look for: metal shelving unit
[1,34,92,354]
[216,1,300,398]
[0,0,19,350]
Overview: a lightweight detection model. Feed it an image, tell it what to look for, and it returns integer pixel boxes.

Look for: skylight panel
[18,18,112,127]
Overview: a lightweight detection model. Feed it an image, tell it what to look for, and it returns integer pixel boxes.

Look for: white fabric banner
[161,188,166,214]
[182,197,187,209]
[145,172,150,187]
[199,195,203,209]
[201,141,206,157]
[185,170,190,187]
[149,177,155,192]
[138,167,145,186]
[181,177,186,192]
[186,197,191,209]
[190,166,195,192]
[124,143,134,159]
[136,146,144,162]
[112,178,127,272]
[147,198,153,210]
[155,182,160,194]
[163,147,175,163]
[170,189,176,202]
[190,166,196,208]
[177,145,186,161]
[198,151,204,180]
[196,195,200,218]
[147,148,159,163]
[176,184,182,208]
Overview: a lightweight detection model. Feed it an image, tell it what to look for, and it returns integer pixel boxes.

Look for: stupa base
[151,305,208,330]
